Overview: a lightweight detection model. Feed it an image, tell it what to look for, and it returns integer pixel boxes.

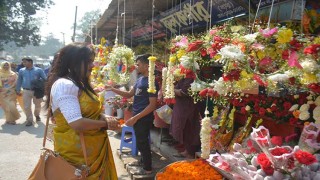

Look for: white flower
[315,96,320,106]
[294,95,299,99]
[301,58,319,73]
[307,100,314,105]
[299,111,310,121]
[307,95,313,100]
[245,105,251,111]
[289,104,299,111]
[267,74,289,82]
[313,106,320,122]
[243,32,258,43]
[213,77,230,95]
[299,104,310,111]
[218,45,245,62]
[179,55,193,69]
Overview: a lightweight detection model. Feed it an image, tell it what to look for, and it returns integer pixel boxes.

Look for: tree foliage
[76,10,101,41]
[0,0,54,50]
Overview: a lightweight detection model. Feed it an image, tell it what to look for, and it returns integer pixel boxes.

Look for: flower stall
[158,19,320,179]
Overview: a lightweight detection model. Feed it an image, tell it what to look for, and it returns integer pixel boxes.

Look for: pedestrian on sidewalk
[15,58,47,126]
[106,54,158,175]
[45,42,118,179]
[0,61,21,125]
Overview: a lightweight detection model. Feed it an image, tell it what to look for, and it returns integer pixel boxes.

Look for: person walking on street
[16,58,47,126]
[106,54,158,175]
[45,42,118,179]
[0,61,21,124]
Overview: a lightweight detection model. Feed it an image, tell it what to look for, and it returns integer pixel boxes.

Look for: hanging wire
[209,0,213,29]
[130,2,133,48]
[252,0,262,32]
[300,0,305,35]
[179,0,181,35]
[151,0,155,55]
[248,0,251,33]
[123,0,126,45]
[267,0,275,29]
[115,0,120,45]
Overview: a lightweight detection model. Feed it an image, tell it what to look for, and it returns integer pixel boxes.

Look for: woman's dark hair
[45,42,96,113]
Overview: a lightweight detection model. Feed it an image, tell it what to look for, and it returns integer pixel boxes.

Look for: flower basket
[234,111,302,137]
[155,159,231,180]
[153,111,170,128]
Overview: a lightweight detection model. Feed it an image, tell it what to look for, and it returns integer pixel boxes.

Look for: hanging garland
[148,56,157,94]
[107,45,135,85]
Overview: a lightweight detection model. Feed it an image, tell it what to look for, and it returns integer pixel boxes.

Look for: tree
[76,10,101,42]
[0,0,54,50]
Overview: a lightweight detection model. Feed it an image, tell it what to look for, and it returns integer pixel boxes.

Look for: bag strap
[42,96,89,167]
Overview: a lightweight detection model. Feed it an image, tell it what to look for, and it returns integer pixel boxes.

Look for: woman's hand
[105,116,120,130]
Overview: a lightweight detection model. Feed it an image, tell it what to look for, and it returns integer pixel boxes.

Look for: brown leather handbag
[28,111,89,180]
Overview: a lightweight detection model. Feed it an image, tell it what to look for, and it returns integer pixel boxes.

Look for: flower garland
[200,108,211,159]
[164,57,176,104]
[161,67,167,97]
[107,45,135,85]
[147,56,157,94]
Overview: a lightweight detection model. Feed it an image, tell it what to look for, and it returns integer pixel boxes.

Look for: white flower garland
[162,67,167,97]
[107,45,135,85]
[147,56,157,94]
[200,108,211,159]
[164,61,175,100]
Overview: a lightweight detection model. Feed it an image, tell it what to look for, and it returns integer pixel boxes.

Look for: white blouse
[51,78,83,123]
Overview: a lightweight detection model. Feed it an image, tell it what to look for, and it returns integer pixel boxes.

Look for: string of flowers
[200,107,211,159]
[164,57,176,104]
[161,67,167,97]
[147,56,157,94]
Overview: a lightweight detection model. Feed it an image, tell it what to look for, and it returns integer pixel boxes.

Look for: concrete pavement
[0,103,130,180]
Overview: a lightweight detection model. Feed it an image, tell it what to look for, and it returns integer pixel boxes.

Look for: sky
[37,0,112,44]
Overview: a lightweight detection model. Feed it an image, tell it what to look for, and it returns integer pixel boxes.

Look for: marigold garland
[107,45,135,85]
[156,159,223,180]
[147,56,157,94]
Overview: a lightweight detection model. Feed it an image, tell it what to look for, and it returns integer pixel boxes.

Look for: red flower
[199,88,208,97]
[200,48,207,57]
[270,136,283,146]
[258,107,266,116]
[303,44,320,55]
[257,153,272,168]
[283,102,292,111]
[240,107,247,114]
[308,83,320,93]
[253,74,268,86]
[294,150,317,165]
[186,40,203,52]
[262,166,274,176]
[270,147,290,156]
[289,117,298,126]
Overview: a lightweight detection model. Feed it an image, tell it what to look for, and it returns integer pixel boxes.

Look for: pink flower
[260,27,278,38]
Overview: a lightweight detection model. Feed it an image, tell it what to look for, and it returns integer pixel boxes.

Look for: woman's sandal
[132,168,152,175]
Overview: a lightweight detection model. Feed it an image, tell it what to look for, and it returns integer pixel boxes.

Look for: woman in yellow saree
[45,43,118,179]
[0,61,20,124]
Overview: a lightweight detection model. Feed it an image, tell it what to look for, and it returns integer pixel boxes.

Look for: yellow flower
[169,56,176,63]
[148,56,157,62]
[177,49,186,59]
[277,29,293,43]
[214,54,221,60]
[147,89,157,94]
[256,50,265,60]
[301,73,318,84]
[314,37,320,44]
[240,70,253,79]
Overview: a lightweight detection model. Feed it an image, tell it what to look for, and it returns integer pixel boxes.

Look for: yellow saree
[53,91,117,180]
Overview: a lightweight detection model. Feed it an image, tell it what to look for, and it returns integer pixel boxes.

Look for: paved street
[0,103,130,180]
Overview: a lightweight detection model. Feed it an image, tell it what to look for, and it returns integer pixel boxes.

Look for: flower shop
[90,0,320,179]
